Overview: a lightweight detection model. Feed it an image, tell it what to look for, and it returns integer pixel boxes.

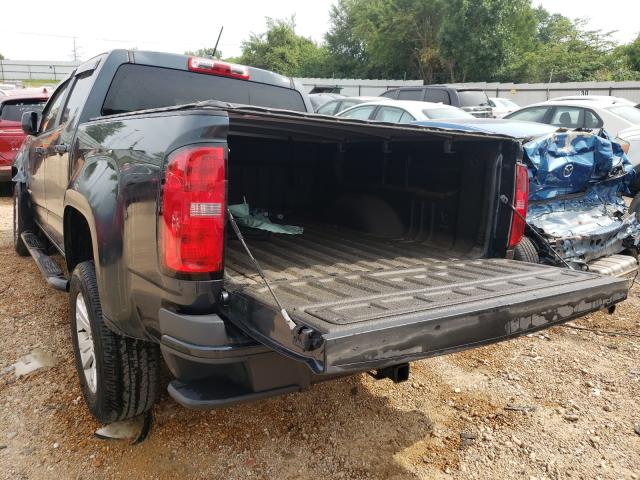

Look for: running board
[20,232,69,291]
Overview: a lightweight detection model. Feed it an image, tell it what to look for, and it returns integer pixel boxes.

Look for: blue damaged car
[414,119,640,277]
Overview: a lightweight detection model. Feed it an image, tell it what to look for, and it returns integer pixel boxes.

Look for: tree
[239,17,330,77]
[324,0,370,78]
[623,35,640,72]
[0,53,4,60]
[325,0,448,81]
[503,9,626,83]
[439,0,536,82]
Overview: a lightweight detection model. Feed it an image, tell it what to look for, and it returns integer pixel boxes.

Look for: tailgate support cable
[227,208,297,330]
[500,195,573,269]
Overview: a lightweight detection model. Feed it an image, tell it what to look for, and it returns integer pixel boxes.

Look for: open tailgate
[224,257,627,375]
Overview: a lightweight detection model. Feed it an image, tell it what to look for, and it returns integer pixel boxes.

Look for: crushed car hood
[524,131,640,263]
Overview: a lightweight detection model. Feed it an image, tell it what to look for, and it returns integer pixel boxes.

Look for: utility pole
[71,37,81,62]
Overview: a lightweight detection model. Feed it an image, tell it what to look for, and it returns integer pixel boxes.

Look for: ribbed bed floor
[222,223,576,332]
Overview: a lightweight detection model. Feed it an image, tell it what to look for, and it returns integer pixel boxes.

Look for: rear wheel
[13,182,33,256]
[513,236,539,264]
[69,260,159,423]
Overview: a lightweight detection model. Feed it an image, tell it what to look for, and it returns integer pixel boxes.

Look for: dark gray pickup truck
[11,50,629,423]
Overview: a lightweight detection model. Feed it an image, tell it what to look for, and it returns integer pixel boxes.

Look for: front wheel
[69,261,160,423]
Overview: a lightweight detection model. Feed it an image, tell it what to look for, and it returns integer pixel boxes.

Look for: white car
[504,100,640,170]
[488,97,520,117]
[336,100,473,123]
[551,95,636,106]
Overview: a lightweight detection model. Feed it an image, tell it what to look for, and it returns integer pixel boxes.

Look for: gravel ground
[0,191,639,480]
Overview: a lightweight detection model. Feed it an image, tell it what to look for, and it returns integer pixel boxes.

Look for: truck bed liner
[224,224,615,334]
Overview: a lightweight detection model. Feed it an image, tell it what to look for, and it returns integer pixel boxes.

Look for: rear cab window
[397,89,424,101]
[0,99,47,122]
[339,105,376,120]
[507,106,551,123]
[425,89,450,104]
[102,64,306,115]
[374,106,414,123]
[457,90,490,107]
[316,101,338,115]
[550,106,582,128]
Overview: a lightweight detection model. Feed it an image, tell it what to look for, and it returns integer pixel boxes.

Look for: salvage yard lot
[0,193,638,480]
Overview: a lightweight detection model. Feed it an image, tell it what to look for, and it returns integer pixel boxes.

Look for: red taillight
[187,57,250,80]
[509,163,529,248]
[161,146,226,275]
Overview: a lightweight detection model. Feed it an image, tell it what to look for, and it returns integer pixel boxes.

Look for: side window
[425,89,449,104]
[337,100,358,112]
[549,106,582,128]
[39,82,70,133]
[60,72,94,125]
[374,106,405,123]
[399,111,416,123]
[317,101,338,115]
[584,109,603,128]
[380,90,398,99]
[507,106,550,123]
[340,106,376,120]
[397,89,424,101]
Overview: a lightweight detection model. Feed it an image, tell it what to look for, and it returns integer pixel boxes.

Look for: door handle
[35,146,47,155]
[54,144,68,154]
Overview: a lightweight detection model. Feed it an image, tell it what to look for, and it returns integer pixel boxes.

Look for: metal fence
[0,60,80,81]
[295,78,423,97]
[455,81,640,106]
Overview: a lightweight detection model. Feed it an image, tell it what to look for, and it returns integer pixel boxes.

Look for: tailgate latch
[293,326,323,351]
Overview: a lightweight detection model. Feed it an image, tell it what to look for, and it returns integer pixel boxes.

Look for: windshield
[500,98,519,108]
[0,100,46,122]
[608,105,640,125]
[458,90,490,107]
[422,107,473,119]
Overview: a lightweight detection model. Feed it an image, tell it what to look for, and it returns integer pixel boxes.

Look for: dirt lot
[0,191,639,480]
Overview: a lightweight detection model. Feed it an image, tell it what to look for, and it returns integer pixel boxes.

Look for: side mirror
[21,111,40,136]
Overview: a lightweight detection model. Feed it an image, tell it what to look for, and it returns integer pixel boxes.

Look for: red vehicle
[0,89,49,182]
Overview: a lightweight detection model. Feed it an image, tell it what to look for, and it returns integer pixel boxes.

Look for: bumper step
[588,254,638,278]
[21,232,68,291]
[168,377,300,410]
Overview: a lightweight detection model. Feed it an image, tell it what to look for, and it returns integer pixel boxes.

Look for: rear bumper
[158,309,324,409]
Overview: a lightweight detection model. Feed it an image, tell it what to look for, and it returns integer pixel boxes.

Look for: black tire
[629,193,640,222]
[13,182,33,256]
[69,261,159,423]
[513,236,539,264]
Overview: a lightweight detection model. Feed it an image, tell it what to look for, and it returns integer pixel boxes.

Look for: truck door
[28,80,70,230]
[45,70,95,244]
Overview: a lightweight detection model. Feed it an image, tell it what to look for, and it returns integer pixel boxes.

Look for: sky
[0,0,638,62]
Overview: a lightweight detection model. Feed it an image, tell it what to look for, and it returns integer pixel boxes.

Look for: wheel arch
[63,190,99,274]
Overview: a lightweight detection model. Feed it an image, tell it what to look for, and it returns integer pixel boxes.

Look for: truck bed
[224,224,608,335]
